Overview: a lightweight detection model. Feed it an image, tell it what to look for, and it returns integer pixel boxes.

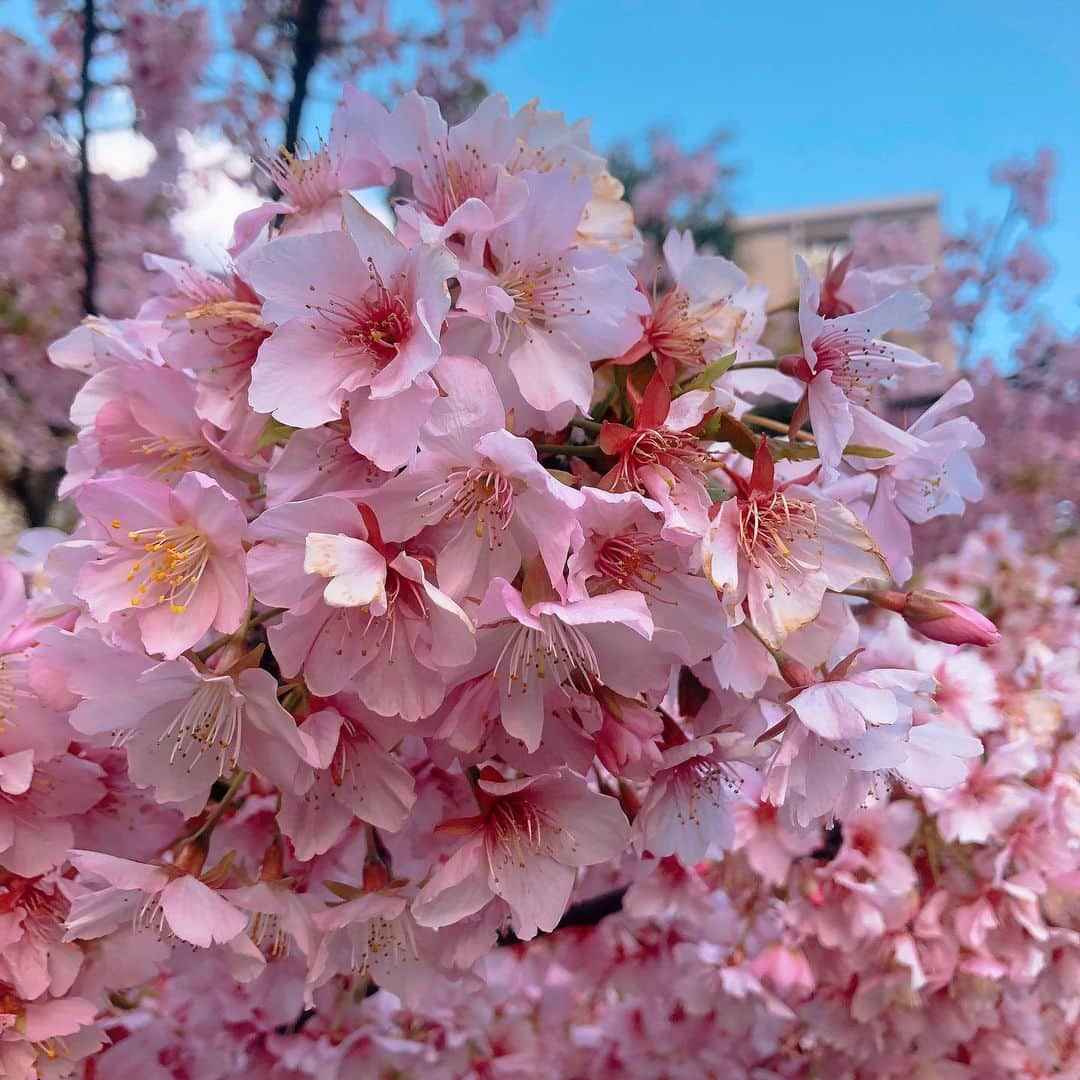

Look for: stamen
[811,327,894,404]
[315,259,411,367]
[156,680,243,778]
[255,137,341,211]
[737,491,823,594]
[122,525,210,613]
[595,530,664,594]
[494,614,601,698]
[609,428,713,493]
[417,465,516,547]
[129,434,215,478]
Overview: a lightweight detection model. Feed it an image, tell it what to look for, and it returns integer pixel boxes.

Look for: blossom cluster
[844,149,1079,580]
[1,0,548,493]
[0,15,197,477]
[231,516,1071,1080]
[0,89,1012,1076]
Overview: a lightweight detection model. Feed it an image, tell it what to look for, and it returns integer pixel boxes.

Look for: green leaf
[770,438,819,462]
[843,443,894,459]
[257,418,298,451]
[704,476,730,503]
[705,412,758,458]
[674,353,737,396]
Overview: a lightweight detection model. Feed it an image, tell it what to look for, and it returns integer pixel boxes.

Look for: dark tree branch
[275,886,631,1032]
[281,0,328,157]
[77,0,98,316]
[496,885,630,947]
[9,465,65,528]
[811,821,843,863]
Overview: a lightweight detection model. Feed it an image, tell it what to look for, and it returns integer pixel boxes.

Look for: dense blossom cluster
[237,515,1071,1079]
[1,89,1074,1078]
[916,322,1080,586]
[0,23,184,474]
[846,148,1080,581]
[1,0,547,495]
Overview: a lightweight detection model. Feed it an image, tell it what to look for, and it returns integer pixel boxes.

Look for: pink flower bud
[778,656,815,688]
[904,597,1000,648]
[864,588,1000,647]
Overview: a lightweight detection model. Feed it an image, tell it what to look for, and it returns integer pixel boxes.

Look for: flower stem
[535,443,606,459]
[195,605,285,661]
[741,413,815,442]
[168,770,249,850]
[569,416,603,435]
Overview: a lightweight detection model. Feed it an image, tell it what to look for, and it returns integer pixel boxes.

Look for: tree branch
[281,0,328,158]
[496,886,629,947]
[77,0,98,316]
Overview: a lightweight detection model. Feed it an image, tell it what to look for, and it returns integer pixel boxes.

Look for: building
[731,193,954,376]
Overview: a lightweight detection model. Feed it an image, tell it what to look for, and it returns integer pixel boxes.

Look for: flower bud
[259,834,286,882]
[362,857,391,893]
[866,588,1000,647]
[777,655,814,688]
[174,835,210,877]
[903,595,1000,647]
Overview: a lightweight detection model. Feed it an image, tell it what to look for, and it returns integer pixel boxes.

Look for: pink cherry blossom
[413,768,630,939]
[369,354,586,598]
[456,168,647,419]
[567,487,735,666]
[0,752,104,876]
[307,883,441,1007]
[631,732,742,864]
[621,228,766,379]
[65,848,247,950]
[470,576,655,752]
[382,91,525,245]
[263,424,389,507]
[702,441,886,647]
[598,374,725,540]
[64,358,265,503]
[783,256,934,465]
[73,471,248,658]
[863,379,985,582]
[230,87,394,254]
[142,256,270,431]
[67,652,313,816]
[248,497,475,716]
[244,200,456,468]
[277,703,416,859]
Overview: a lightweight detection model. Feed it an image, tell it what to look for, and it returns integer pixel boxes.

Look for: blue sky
[6,0,1078,352]
[469,0,1080,348]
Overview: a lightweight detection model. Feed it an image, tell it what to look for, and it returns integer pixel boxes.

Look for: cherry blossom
[455,167,648,420]
[244,201,457,469]
[702,441,886,647]
[248,496,475,716]
[413,768,630,939]
[1,80,1070,1079]
[73,471,249,658]
[782,256,934,466]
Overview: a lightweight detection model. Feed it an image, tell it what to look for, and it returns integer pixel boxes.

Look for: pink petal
[68,850,170,892]
[412,834,491,929]
[160,875,247,948]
